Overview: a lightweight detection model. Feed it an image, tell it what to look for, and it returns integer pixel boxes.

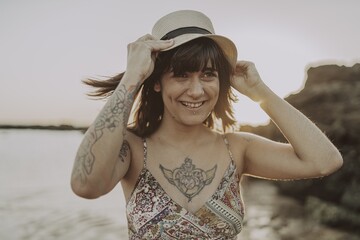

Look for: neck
[153,118,213,146]
[160,123,207,140]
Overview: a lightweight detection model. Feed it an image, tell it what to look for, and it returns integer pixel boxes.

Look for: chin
[178,115,208,126]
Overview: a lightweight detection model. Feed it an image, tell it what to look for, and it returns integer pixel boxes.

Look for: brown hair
[84,38,237,137]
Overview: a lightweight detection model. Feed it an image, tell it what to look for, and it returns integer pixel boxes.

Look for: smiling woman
[150,37,235,133]
[70,10,343,239]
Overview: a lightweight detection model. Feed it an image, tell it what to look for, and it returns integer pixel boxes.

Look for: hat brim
[160,33,237,69]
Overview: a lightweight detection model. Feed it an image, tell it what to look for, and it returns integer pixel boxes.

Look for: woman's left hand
[231,61,266,102]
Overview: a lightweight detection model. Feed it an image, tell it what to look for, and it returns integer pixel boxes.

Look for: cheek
[160,87,178,105]
[162,82,184,98]
[208,82,220,97]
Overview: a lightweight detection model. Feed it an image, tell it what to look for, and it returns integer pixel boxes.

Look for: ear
[154,82,161,92]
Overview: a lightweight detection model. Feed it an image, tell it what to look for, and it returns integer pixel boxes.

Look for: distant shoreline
[0,124,258,132]
[0,124,88,132]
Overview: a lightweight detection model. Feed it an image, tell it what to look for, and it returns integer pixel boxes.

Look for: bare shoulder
[223,132,255,174]
[224,131,260,146]
[124,129,142,147]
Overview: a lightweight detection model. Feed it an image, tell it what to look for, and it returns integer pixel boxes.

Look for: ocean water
[0,129,128,240]
[1,129,358,240]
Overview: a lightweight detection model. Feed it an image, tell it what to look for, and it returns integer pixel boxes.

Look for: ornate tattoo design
[160,158,217,202]
[118,140,130,162]
[111,140,131,181]
[73,84,137,185]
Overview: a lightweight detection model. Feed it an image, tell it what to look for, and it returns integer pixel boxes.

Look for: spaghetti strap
[222,135,234,162]
[142,138,148,168]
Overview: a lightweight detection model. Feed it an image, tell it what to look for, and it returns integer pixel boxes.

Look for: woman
[71,10,343,239]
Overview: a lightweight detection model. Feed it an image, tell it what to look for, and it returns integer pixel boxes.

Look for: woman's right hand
[125,34,174,82]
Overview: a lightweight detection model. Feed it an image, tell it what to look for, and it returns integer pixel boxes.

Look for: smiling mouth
[180,101,205,109]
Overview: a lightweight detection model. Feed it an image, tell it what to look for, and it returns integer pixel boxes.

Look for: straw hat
[152,10,238,68]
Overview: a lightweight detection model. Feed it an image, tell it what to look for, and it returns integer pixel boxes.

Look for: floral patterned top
[126,136,244,239]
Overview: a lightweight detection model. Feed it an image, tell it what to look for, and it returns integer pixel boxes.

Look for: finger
[237,60,253,66]
[136,34,155,41]
[235,63,248,76]
[145,39,174,51]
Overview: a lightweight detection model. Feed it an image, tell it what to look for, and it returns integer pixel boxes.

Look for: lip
[180,101,205,110]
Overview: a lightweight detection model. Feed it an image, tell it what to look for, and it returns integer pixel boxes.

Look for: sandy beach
[0,129,358,240]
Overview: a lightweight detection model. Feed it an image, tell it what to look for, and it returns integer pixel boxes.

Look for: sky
[1,0,359,127]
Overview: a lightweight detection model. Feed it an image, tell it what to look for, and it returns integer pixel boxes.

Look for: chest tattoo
[160,158,217,202]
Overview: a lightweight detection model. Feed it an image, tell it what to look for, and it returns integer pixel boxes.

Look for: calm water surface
[0,129,128,240]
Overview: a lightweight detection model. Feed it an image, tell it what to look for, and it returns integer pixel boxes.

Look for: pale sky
[1,0,359,127]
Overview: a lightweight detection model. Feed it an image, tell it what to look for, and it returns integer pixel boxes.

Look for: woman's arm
[231,61,343,180]
[70,35,174,198]
[70,78,138,199]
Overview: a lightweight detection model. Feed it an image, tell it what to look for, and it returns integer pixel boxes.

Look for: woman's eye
[202,71,218,79]
[173,73,188,79]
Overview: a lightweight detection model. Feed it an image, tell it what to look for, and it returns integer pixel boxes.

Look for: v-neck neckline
[128,159,237,215]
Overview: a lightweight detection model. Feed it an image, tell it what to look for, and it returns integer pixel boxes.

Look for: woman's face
[156,62,220,126]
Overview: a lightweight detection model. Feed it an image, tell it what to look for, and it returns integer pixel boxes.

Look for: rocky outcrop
[240,63,360,234]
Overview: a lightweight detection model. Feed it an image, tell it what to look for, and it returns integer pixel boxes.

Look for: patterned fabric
[126,136,244,239]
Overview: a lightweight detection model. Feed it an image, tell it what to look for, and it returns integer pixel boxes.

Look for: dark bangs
[158,37,228,74]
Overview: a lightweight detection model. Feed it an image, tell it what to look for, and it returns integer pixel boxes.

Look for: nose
[187,78,204,98]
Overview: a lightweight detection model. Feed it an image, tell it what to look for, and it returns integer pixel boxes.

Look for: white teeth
[181,101,203,108]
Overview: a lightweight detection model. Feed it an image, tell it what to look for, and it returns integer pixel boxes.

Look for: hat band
[160,27,211,40]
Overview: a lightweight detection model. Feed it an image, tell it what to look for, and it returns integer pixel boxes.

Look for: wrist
[124,66,151,82]
[111,78,141,103]
[246,82,272,103]
[257,86,284,114]
[121,72,144,90]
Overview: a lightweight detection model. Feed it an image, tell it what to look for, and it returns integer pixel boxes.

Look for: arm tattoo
[160,158,217,202]
[73,84,137,184]
[118,140,130,162]
[111,140,131,181]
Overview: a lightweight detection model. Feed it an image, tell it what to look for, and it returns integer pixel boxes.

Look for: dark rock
[306,196,360,235]
[240,63,360,234]
[341,178,360,211]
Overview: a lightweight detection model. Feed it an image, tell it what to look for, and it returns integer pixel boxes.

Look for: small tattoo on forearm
[160,158,217,202]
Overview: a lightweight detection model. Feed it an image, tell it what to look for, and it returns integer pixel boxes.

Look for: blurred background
[1,0,359,239]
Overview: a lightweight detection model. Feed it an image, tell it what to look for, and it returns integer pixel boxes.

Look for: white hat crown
[151,10,237,68]
[152,10,215,39]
